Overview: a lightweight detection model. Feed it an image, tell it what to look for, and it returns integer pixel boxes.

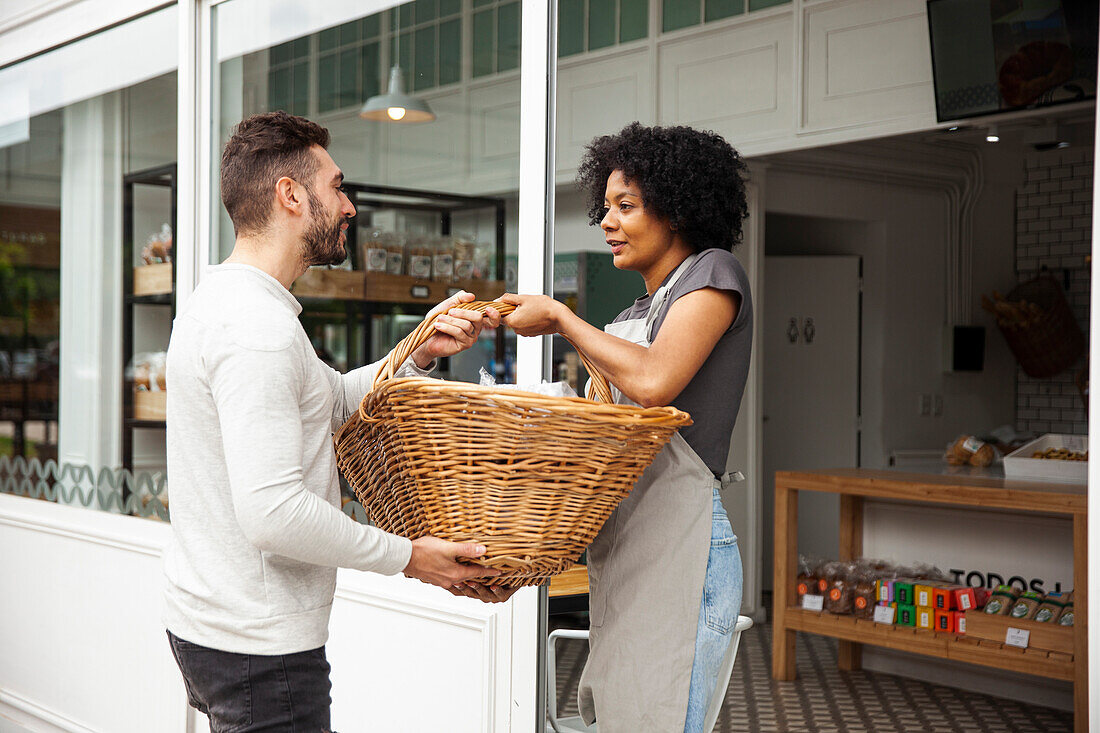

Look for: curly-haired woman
[502,122,751,732]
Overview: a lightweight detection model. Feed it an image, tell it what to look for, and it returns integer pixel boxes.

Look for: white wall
[0,493,523,732]
[763,141,1019,467]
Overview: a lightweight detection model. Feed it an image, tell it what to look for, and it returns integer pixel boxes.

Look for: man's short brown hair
[220,111,331,236]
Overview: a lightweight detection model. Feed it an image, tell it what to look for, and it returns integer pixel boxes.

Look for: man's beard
[301,186,348,267]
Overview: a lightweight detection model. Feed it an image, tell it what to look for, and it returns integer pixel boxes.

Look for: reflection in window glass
[558,0,649,59]
[217,0,523,383]
[215,0,523,518]
[0,7,177,516]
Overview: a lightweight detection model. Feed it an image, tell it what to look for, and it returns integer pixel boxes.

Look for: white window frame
[177,0,556,728]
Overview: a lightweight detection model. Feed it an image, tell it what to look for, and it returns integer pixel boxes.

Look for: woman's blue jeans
[684,487,743,733]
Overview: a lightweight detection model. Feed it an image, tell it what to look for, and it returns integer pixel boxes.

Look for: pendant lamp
[359,65,436,123]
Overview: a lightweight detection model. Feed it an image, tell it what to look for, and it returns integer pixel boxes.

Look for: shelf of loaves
[291,269,507,305]
[133,263,173,297]
[784,607,1074,681]
[133,389,166,421]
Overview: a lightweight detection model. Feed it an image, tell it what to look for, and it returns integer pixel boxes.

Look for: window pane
[399,3,415,28]
[292,59,310,115]
[292,37,310,59]
[0,6,178,499]
[361,14,381,39]
[390,31,414,72]
[705,0,743,22]
[414,26,436,91]
[361,41,381,100]
[319,26,340,52]
[749,0,789,8]
[497,2,521,73]
[472,10,494,77]
[269,65,290,111]
[212,0,524,436]
[318,53,337,112]
[558,0,585,57]
[339,48,360,108]
[270,40,294,65]
[589,0,616,51]
[473,0,493,6]
[414,0,437,24]
[439,19,461,85]
[663,0,700,31]
[620,0,648,43]
[339,20,359,47]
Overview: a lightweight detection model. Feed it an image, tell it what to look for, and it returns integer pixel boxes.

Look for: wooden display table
[772,468,1087,731]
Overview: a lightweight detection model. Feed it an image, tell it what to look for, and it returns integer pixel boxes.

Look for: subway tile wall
[1013,148,1092,436]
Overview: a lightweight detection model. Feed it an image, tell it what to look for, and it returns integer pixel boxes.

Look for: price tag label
[802,594,824,612]
[1005,627,1030,649]
[873,605,896,624]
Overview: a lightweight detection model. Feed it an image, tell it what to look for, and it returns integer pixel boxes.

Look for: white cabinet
[556,48,654,176]
[801,0,936,133]
[659,14,794,147]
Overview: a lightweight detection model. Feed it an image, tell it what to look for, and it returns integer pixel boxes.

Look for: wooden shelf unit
[784,608,1074,681]
[772,468,1087,732]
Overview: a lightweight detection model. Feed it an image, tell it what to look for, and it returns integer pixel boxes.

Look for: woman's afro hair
[576,122,749,251]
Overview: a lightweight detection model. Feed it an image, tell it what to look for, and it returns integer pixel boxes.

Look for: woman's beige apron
[577,254,731,732]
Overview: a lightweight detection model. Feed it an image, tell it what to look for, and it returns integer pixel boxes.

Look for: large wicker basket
[334,301,692,588]
[1000,276,1084,378]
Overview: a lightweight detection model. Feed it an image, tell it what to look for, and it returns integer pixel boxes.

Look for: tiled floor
[550,619,1074,732]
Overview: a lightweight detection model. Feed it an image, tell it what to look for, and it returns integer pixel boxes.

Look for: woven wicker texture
[1001,276,1085,378]
[334,301,692,587]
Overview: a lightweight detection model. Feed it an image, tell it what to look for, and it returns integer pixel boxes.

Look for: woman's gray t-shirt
[611,248,753,475]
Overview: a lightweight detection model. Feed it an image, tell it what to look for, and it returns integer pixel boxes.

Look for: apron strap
[645,252,701,338]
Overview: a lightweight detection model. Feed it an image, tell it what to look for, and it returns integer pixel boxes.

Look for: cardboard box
[933,585,957,611]
[894,581,915,607]
[1004,434,1087,485]
[914,584,934,608]
[934,609,955,632]
[954,587,978,612]
[133,389,166,420]
[896,604,916,627]
[916,606,935,630]
[133,262,172,296]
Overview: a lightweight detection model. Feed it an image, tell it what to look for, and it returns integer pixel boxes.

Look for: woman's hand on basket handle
[410,291,502,369]
[403,536,501,589]
[497,293,568,337]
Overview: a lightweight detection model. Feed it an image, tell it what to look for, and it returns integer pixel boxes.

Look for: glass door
[201,0,552,729]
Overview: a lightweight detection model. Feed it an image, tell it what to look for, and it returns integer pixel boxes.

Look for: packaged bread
[1008,590,1043,619]
[822,561,853,614]
[1057,603,1075,626]
[1033,593,1069,623]
[983,585,1019,615]
[946,436,995,467]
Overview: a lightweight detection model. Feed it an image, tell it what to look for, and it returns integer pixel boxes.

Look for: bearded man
[163,111,501,731]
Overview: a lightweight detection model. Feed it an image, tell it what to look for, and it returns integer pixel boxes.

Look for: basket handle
[368,300,615,403]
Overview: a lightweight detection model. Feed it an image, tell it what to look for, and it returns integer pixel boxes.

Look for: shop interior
[0,1,1094,730]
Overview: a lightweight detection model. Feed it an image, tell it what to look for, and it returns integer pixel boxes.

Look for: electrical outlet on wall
[918,393,933,416]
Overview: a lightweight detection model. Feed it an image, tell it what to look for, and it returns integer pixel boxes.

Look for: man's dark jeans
[167,630,332,732]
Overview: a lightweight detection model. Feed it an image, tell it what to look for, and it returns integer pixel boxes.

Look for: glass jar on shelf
[406,236,433,280]
[431,235,454,282]
[359,227,389,273]
[385,233,405,276]
[453,235,477,282]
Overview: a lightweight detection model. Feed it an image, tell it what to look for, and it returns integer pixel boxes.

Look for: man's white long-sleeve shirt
[164,263,422,655]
